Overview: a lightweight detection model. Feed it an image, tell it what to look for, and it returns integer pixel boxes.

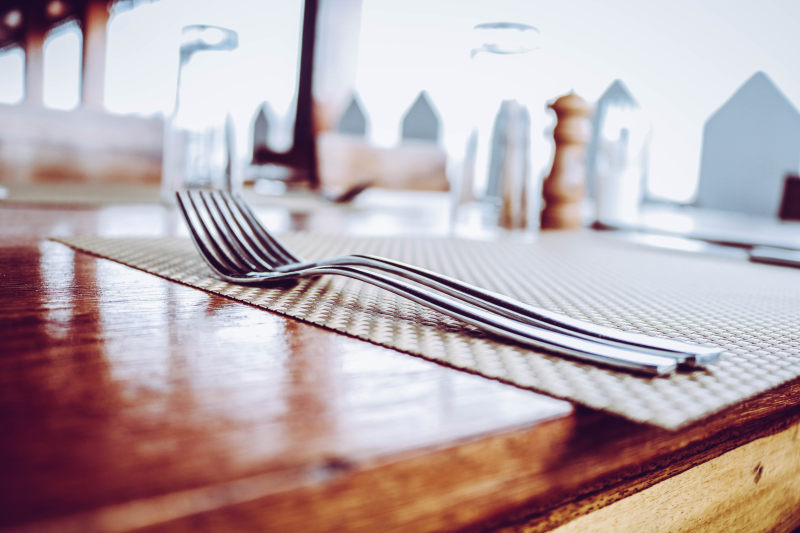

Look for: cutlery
[177,190,725,374]
[195,190,723,366]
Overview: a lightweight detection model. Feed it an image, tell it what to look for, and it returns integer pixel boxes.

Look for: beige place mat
[53,233,800,429]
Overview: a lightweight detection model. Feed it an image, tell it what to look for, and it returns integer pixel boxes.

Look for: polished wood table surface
[2,198,800,533]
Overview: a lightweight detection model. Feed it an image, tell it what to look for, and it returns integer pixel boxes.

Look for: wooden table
[2,199,800,533]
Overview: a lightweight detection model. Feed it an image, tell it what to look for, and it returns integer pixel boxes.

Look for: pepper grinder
[540,92,592,229]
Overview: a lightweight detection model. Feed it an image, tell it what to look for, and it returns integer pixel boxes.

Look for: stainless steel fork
[184,190,724,366]
[177,189,723,375]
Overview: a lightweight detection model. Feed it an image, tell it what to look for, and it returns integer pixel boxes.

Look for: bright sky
[0,0,798,202]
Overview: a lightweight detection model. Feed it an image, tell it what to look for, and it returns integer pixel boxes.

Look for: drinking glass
[161,25,239,203]
[450,22,542,239]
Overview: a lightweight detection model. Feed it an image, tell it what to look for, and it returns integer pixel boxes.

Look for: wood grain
[1,202,800,532]
[547,420,800,533]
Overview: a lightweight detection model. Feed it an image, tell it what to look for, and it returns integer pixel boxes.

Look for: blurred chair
[696,71,800,217]
[249,0,447,193]
[250,0,320,188]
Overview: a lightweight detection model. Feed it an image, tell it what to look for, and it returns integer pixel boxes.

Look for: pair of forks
[176,190,723,376]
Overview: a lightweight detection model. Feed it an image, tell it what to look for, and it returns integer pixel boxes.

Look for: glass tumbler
[161,25,239,203]
[451,22,542,239]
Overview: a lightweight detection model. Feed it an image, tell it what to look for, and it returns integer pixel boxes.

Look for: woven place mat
[53,232,800,429]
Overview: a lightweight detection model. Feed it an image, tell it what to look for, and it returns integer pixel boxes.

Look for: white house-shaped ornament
[696,71,800,216]
[337,94,368,137]
[401,91,441,144]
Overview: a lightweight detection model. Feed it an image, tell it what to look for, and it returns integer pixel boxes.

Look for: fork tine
[214,192,289,267]
[176,191,241,277]
[224,192,299,264]
[199,190,275,271]
[187,190,259,274]
[226,192,302,263]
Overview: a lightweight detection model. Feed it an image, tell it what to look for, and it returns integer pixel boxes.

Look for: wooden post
[81,0,110,110]
[540,92,592,229]
[23,10,45,106]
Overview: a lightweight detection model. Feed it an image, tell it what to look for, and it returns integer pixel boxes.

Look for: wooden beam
[23,8,44,106]
[80,0,109,110]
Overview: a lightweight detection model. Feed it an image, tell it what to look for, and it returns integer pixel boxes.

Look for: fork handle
[248,264,678,376]
[277,254,722,366]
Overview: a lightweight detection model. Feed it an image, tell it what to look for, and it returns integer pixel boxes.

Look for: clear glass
[161,25,239,203]
[451,22,542,239]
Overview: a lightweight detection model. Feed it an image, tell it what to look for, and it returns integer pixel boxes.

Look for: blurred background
[0,0,798,208]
